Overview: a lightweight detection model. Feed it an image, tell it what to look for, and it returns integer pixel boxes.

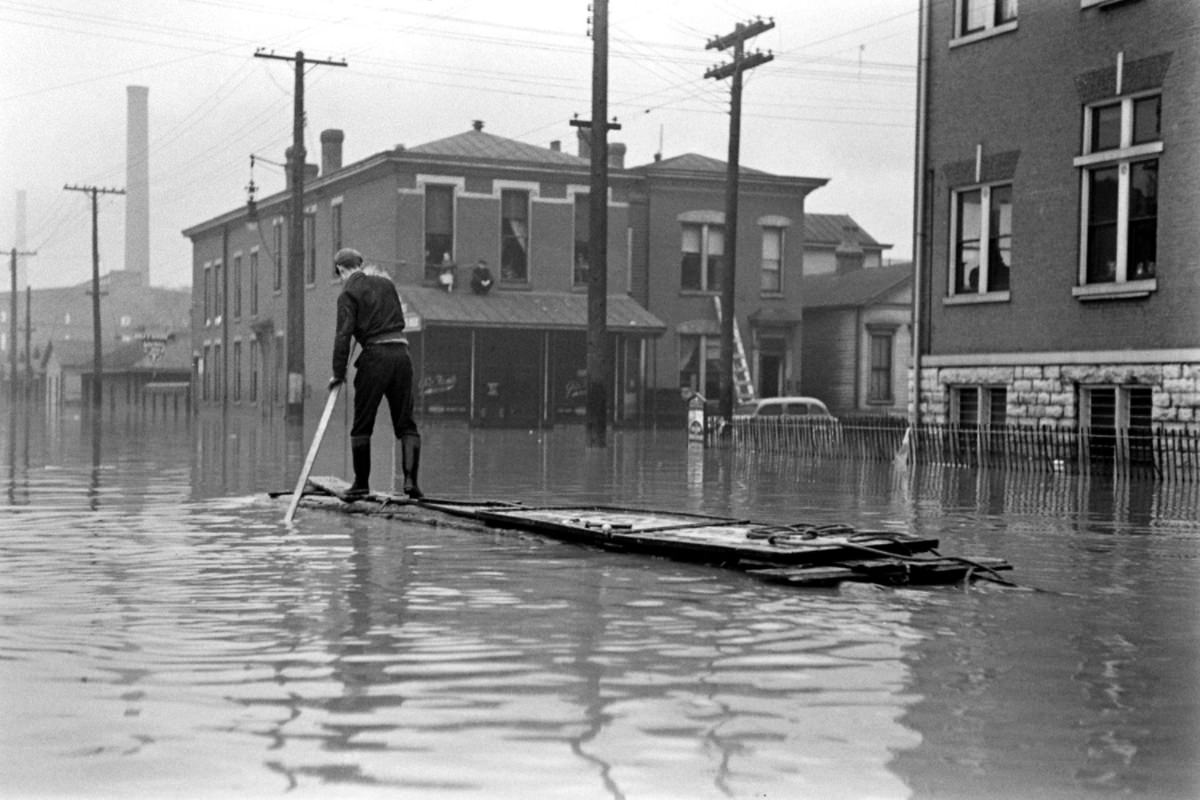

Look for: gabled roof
[801,262,913,309]
[804,213,886,249]
[401,287,664,333]
[633,152,770,176]
[408,129,588,167]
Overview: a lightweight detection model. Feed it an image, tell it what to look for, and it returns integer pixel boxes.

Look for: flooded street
[1,406,1198,799]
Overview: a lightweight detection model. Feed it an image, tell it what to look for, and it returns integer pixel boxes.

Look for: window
[249,339,259,404]
[212,342,222,401]
[1076,93,1161,290]
[957,0,1017,37]
[213,261,223,321]
[203,265,211,323]
[424,185,454,281]
[867,331,893,403]
[951,183,1011,295]
[954,386,1007,426]
[272,220,283,291]
[331,202,343,256]
[1079,384,1154,466]
[681,223,724,292]
[303,212,316,285]
[573,193,589,287]
[232,254,242,319]
[500,189,529,282]
[201,345,210,401]
[679,334,721,400]
[952,385,1008,460]
[249,250,259,316]
[232,340,242,402]
[761,227,783,293]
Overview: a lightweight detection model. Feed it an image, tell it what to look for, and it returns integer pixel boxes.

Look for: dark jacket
[332,270,407,381]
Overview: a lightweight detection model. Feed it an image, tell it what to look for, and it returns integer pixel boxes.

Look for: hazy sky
[1,0,917,289]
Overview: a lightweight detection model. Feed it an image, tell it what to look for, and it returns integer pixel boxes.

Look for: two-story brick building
[183,122,826,426]
[914,0,1199,432]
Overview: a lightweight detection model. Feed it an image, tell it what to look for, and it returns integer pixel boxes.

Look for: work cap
[334,248,364,269]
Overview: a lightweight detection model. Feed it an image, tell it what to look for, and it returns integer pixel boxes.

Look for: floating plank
[749,556,1014,588]
[288,476,1015,590]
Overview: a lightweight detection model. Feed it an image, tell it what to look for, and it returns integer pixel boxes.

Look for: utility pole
[6,247,35,404]
[571,0,620,448]
[23,285,32,393]
[255,48,347,425]
[705,17,774,421]
[64,184,124,414]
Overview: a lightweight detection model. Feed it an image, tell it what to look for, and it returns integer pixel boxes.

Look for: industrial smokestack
[125,85,150,285]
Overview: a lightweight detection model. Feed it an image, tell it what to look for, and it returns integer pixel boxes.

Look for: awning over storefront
[400,287,666,334]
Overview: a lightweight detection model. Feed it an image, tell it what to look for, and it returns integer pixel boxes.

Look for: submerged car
[733,396,836,420]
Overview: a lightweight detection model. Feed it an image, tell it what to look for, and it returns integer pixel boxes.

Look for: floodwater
[1,404,1197,800]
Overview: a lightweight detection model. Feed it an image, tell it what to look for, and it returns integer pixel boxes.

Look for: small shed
[800,262,912,416]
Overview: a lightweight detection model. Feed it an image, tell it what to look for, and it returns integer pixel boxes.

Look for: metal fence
[726,415,1200,480]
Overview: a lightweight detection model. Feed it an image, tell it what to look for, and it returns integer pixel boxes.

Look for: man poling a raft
[329,247,424,501]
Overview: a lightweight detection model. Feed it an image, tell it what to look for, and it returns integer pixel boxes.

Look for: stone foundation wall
[916,362,1200,428]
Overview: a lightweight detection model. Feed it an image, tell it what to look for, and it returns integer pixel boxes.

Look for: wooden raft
[287,476,1014,589]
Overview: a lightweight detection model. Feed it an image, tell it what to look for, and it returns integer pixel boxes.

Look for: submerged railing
[726,416,1200,480]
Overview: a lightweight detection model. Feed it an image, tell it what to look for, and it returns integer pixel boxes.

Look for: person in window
[437,261,455,292]
[470,259,494,295]
[329,247,424,500]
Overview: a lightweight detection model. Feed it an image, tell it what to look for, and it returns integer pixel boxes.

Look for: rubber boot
[401,434,424,499]
[345,436,371,500]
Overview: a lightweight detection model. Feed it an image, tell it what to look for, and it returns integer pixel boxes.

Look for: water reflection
[0,406,1196,798]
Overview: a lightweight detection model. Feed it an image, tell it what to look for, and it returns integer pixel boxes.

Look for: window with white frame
[1077,93,1160,287]
[500,189,529,282]
[761,226,783,294]
[957,0,1017,38]
[424,184,454,281]
[951,183,1011,295]
[681,222,724,292]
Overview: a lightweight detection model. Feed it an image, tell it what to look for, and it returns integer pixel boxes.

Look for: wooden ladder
[712,295,756,405]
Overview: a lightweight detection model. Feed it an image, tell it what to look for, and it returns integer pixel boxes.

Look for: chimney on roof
[473,119,484,131]
[835,224,865,275]
[608,142,626,169]
[320,129,344,175]
[285,145,319,189]
[550,140,561,152]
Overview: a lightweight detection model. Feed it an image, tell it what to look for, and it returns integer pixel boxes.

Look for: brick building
[913,0,1200,431]
[183,122,826,425]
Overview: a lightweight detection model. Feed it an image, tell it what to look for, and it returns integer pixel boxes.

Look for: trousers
[350,343,418,440]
